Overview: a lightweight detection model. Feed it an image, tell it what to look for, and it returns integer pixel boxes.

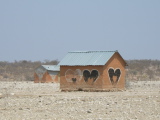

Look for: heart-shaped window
[108,68,121,86]
[83,70,99,82]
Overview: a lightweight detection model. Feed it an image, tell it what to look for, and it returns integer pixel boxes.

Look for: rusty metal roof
[42,65,60,71]
[58,51,117,66]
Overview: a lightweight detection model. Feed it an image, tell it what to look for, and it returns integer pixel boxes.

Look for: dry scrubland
[1,60,160,82]
[0,81,160,120]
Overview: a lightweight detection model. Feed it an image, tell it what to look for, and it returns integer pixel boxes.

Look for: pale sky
[0,0,160,62]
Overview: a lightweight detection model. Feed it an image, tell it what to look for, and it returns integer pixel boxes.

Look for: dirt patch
[0,81,160,120]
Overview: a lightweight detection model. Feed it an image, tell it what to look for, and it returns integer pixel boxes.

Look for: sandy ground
[0,81,160,120]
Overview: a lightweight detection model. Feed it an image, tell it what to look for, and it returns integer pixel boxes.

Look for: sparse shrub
[0,60,59,81]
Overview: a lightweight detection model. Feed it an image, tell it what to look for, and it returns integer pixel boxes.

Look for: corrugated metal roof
[42,65,60,71]
[58,51,117,66]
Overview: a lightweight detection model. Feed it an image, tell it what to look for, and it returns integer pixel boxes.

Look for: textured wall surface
[60,53,126,91]
[34,66,59,83]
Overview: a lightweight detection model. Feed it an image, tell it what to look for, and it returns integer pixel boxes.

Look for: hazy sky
[0,0,160,62]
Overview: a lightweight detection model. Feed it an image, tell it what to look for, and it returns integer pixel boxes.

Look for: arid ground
[0,81,160,120]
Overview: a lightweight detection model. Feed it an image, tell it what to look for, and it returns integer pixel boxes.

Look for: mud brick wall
[102,53,126,90]
[60,53,126,91]
[34,72,59,83]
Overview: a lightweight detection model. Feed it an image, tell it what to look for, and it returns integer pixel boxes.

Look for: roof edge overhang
[36,65,60,71]
[60,65,104,67]
[68,50,116,53]
[47,70,60,72]
[117,52,128,66]
[59,50,127,66]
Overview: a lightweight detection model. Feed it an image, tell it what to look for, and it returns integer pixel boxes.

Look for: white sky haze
[0,0,160,62]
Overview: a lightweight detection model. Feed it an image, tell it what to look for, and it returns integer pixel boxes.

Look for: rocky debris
[0,81,159,119]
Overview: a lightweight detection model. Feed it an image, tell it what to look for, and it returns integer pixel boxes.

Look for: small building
[58,51,127,91]
[34,65,60,83]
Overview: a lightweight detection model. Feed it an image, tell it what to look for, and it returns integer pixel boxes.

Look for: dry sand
[0,81,160,120]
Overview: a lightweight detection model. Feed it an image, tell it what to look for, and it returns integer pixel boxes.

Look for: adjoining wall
[60,66,103,91]
[34,73,39,83]
[60,53,126,91]
[102,53,126,90]
[34,71,59,83]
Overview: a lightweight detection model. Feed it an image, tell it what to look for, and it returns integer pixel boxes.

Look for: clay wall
[34,71,59,83]
[60,66,103,91]
[102,53,126,90]
[60,53,126,91]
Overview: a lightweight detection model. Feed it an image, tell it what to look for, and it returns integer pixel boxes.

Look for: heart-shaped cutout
[35,68,46,80]
[108,68,121,86]
[65,69,82,82]
[83,70,99,83]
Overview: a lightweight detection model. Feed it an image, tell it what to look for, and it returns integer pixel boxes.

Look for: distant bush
[126,60,160,81]
[0,60,59,81]
[0,59,160,81]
